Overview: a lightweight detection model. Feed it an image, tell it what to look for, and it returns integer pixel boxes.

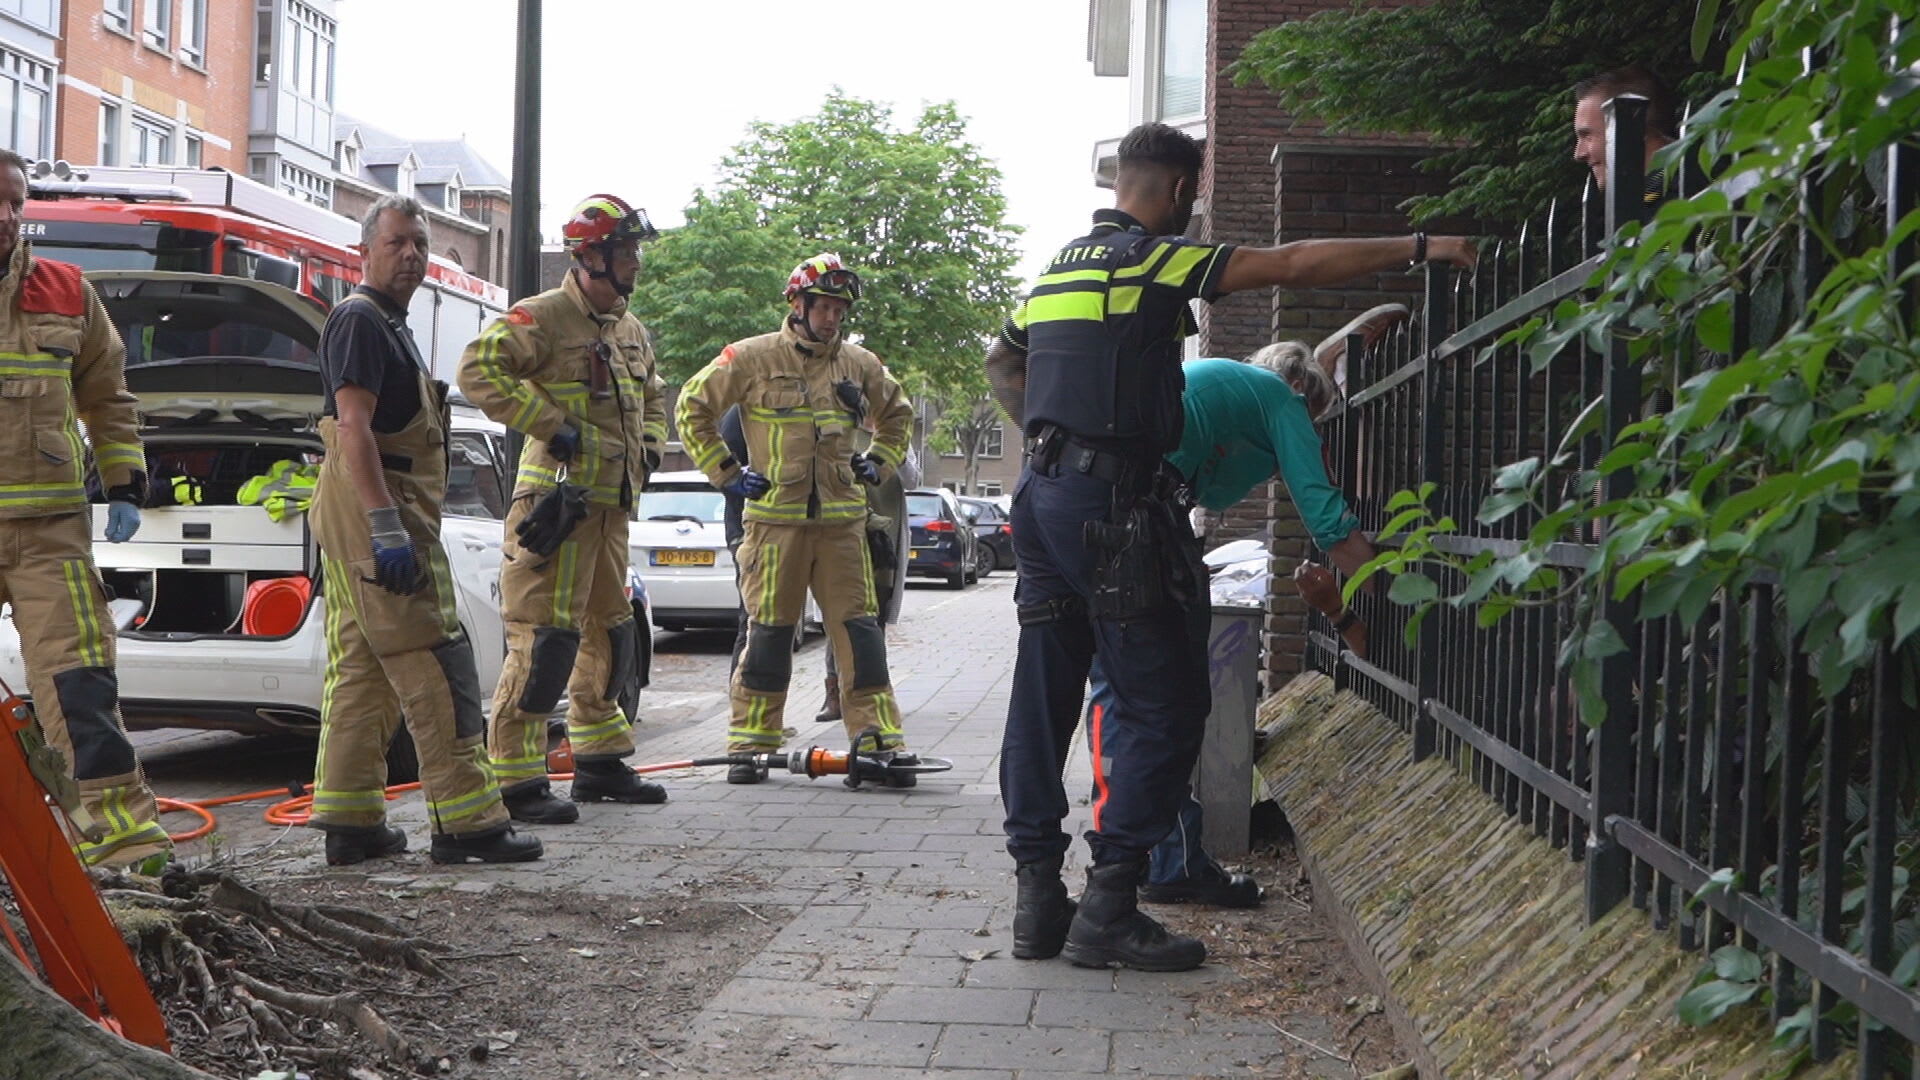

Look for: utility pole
[505,0,541,466]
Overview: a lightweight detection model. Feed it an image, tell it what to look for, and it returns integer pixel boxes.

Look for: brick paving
[143,575,1363,1078]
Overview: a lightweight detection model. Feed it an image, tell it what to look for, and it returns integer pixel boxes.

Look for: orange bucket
[241,576,312,636]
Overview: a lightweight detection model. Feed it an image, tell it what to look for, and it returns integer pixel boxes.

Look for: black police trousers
[999,460,1210,867]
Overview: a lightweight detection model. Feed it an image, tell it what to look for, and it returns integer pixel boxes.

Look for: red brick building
[54,0,252,173]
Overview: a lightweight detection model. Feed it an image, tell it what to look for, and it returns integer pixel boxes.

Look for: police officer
[458,194,668,824]
[677,254,913,781]
[308,195,541,866]
[0,149,169,872]
[986,122,1475,970]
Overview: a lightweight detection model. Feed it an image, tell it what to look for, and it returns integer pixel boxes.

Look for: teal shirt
[1166,357,1360,549]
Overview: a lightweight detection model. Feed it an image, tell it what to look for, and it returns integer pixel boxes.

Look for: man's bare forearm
[984,339,1027,430]
[1218,235,1476,296]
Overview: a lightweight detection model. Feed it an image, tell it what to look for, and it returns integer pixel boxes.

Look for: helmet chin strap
[580,244,635,299]
[789,293,829,344]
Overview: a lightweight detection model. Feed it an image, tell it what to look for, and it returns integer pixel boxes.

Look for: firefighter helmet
[561,194,658,250]
[784,253,862,304]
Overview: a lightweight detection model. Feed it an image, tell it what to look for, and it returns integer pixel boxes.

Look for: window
[981,422,1004,459]
[105,0,133,33]
[99,102,122,166]
[185,134,202,167]
[445,182,460,212]
[276,160,332,207]
[284,1,335,103]
[335,140,357,173]
[1157,0,1204,121]
[0,0,56,30]
[0,49,50,162]
[143,0,171,50]
[130,113,173,166]
[979,482,1003,497]
[181,0,207,64]
[253,5,272,82]
[445,433,506,520]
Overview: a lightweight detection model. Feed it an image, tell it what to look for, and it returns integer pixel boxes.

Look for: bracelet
[1409,232,1428,270]
[1332,608,1358,632]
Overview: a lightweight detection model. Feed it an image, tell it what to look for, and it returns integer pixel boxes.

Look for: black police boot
[1012,857,1076,960]
[727,761,767,785]
[323,823,408,867]
[570,758,668,804]
[504,781,580,825]
[1061,861,1207,972]
[1140,866,1264,908]
[430,824,544,865]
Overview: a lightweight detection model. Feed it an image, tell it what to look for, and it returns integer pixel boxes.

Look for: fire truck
[21,164,507,380]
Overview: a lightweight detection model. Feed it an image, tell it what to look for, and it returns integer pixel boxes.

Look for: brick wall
[56,0,252,171]
[333,181,493,278]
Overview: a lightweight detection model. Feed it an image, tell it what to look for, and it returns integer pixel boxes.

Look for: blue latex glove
[104,500,141,543]
[547,424,581,464]
[722,467,771,500]
[850,453,881,486]
[366,507,424,596]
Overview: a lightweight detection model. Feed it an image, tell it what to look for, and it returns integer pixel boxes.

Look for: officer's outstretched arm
[983,339,1027,430]
[1217,235,1477,297]
[456,311,571,441]
[675,352,745,488]
[72,285,145,493]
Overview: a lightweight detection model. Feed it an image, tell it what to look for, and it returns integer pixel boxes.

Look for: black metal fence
[1306,95,1920,1075]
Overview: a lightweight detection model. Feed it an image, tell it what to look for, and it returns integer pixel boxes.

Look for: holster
[1084,503,1164,621]
[516,481,591,557]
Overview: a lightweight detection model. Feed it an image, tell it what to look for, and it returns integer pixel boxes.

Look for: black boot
[504,781,580,825]
[1140,866,1264,908]
[727,761,766,785]
[1061,861,1207,972]
[815,672,843,724]
[1012,858,1076,960]
[323,823,408,867]
[430,824,544,865]
[570,758,668,804]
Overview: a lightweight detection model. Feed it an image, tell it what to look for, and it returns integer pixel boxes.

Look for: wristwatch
[1408,232,1428,271]
[1332,608,1358,632]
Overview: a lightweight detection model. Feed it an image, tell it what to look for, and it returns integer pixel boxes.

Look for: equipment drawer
[90,505,305,547]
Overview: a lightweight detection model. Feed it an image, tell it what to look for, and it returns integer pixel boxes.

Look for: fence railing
[1305,94,1920,1074]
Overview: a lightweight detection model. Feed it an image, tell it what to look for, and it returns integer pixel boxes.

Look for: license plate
[911,549,925,558]
[651,549,715,567]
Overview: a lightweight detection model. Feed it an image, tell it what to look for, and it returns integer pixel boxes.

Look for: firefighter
[0,149,170,871]
[458,194,668,824]
[678,254,913,783]
[307,195,540,866]
[815,420,917,725]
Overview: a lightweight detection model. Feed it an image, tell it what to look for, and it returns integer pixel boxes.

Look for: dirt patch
[1158,833,1415,1079]
[150,872,784,1080]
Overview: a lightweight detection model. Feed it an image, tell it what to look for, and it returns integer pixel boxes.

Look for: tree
[0,949,215,1079]
[1231,0,1733,226]
[632,92,1023,389]
[925,365,1007,495]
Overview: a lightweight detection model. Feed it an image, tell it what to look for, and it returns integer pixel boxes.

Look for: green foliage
[1230,0,1731,225]
[630,92,1022,388]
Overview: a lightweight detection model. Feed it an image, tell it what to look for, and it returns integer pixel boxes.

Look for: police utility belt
[1025,424,1193,509]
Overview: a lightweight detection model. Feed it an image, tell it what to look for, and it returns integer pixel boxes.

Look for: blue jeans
[1087,661,1220,886]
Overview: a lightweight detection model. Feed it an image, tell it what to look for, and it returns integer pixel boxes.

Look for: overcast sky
[335,0,1128,286]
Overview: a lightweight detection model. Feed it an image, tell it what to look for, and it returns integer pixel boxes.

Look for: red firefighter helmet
[561,194,658,250]
[784,253,863,304]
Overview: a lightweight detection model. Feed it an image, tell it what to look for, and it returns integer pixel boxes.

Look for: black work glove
[547,424,581,464]
[850,453,881,486]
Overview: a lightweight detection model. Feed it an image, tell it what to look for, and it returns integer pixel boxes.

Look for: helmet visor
[807,268,862,301]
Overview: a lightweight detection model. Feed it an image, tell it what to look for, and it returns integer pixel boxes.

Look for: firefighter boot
[570,758,668,804]
[1061,861,1207,972]
[323,823,409,867]
[430,824,544,865]
[814,671,843,725]
[504,781,580,825]
[1012,857,1076,960]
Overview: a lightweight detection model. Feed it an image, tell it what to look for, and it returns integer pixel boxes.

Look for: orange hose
[152,798,218,843]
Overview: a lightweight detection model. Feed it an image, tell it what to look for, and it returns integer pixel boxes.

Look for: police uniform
[0,242,170,870]
[307,287,515,853]
[457,271,666,804]
[677,320,912,755]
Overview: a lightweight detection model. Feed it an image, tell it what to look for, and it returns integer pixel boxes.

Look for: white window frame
[129,110,174,166]
[1153,0,1205,124]
[104,0,133,34]
[99,101,122,166]
[0,46,52,163]
[184,133,203,167]
[142,0,171,51]
[180,0,207,65]
[981,422,1005,460]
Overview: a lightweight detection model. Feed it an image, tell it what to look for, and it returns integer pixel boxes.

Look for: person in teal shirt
[1085,328,1387,907]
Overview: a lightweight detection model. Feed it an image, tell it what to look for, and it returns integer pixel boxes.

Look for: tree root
[232,971,416,1067]
[209,876,447,978]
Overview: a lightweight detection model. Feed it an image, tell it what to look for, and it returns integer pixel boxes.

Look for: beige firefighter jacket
[678,321,912,526]
[0,242,143,519]
[456,271,666,509]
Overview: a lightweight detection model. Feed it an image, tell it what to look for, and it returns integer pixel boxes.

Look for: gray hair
[1247,341,1340,422]
[361,194,431,249]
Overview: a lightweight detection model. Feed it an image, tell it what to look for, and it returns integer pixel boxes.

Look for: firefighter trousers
[730,518,903,752]
[309,548,508,836]
[489,500,638,792]
[0,511,169,869]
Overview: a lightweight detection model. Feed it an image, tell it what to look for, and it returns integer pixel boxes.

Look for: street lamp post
[505,0,541,467]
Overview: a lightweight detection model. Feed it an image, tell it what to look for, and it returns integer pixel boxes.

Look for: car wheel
[946,569,966,590]
[977,544,997,577]
[384,725,420,785]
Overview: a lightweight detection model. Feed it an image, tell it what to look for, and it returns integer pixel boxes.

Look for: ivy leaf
[1678,980,1761,1027]
[1695,297,1734,353]
[1493,456,1541,491]
[1711,944,1763,983]
[1389,572,1439,606]
[1582,619,1629,660]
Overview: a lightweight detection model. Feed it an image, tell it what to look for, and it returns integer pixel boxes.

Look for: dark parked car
[957,496,1014,577]
[906,488,978,589]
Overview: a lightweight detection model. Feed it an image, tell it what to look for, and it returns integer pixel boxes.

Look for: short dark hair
[0,149,29,184]
[1116,122,1204,180]
[1572,66,1679,140]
